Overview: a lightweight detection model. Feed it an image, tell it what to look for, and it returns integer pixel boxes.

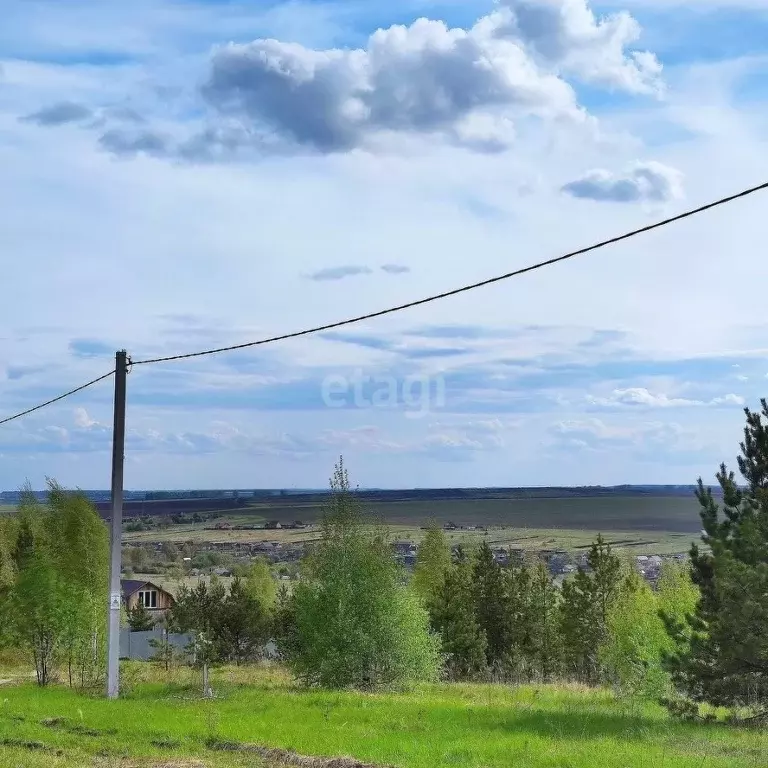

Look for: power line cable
[0,370,115,427]
[2,179,766,426]
[133,179,768,367]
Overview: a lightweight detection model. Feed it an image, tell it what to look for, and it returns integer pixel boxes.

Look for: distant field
[119,495,703,555]
[241,495,703,533]
[130,572,235,596]
[123,522,696,555]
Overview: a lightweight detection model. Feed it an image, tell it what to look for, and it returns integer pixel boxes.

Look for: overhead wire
[132,179,768,367]
[1,178,767,426]
[0,370,116,427]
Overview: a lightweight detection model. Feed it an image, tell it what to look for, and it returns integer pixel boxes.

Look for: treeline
[409,526,696,696]
[266,461,698,697]
[0,481,108,688]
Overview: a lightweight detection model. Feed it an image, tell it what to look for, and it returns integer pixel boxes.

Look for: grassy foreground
[1,664,767,768]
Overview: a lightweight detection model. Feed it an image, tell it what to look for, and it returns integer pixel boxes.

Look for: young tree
[0,523,14,607]
[430,559,487,681]
[663,400,768,715]
[216,576,271,664]
[128,601,156,632]
[12,516,35,572]
[11,543,66,685]
[657,560,699,630]
[560,535,622,684]
[412,521,451,602]
[272,582,298,663]
[245,558,277,614]
[601,568,671,698]
[171,578,227,697]
[147,611,187,672]
[44,482,109,690]
[283,457,440,689]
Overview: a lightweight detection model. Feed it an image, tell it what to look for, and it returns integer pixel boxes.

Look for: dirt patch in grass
[41,715,117,737]
[208,739,393,768]
[150,738,182,749]
[113,762,206,768]
[0,736,63,755]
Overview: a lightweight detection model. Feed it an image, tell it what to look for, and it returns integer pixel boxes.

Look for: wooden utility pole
[106,350,128,699]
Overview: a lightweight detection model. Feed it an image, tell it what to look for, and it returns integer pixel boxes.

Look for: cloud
[497,0,663,94]
[306,263,411,281]
[576,330,631,351]
[6,364,48,381]
[20,1,662,162]
[73,407,100,429]
[561,161,684,203]
[711,393,746,406]
[416,419,512,462]
[548,417,709,461]
[199,12,595,156]
[68,339,114,359]
[98,128,170,157]
[405,325,518,340]
[21,101,93,126]
[320,331,394,351]
[305,265,373,281]
[320,330,472,360]
[587,387,745,408]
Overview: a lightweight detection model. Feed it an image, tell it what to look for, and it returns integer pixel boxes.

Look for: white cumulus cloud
[496,0,663,94]
[194,0,658,157]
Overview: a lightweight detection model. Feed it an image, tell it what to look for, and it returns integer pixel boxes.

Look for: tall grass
[1,663,767,767]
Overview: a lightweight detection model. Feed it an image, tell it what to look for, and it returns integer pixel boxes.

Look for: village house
[121,579,175,615]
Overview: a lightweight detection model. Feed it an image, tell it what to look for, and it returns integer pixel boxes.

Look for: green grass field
[1,664,766,768]
[123,520,695,556]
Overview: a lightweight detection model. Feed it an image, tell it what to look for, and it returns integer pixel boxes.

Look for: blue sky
[2,0,768,490]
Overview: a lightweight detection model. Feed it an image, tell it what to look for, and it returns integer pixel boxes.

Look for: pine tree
[663,400,768,714]
[430,559,487,681]
[472,542,514,677]
[217,576,270,664]
[560,535,621,684]
[171,577,227,697]
[412,521,451,602]
[273,582,298,663]
[525,562,562,682]
[128,601,156,632]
